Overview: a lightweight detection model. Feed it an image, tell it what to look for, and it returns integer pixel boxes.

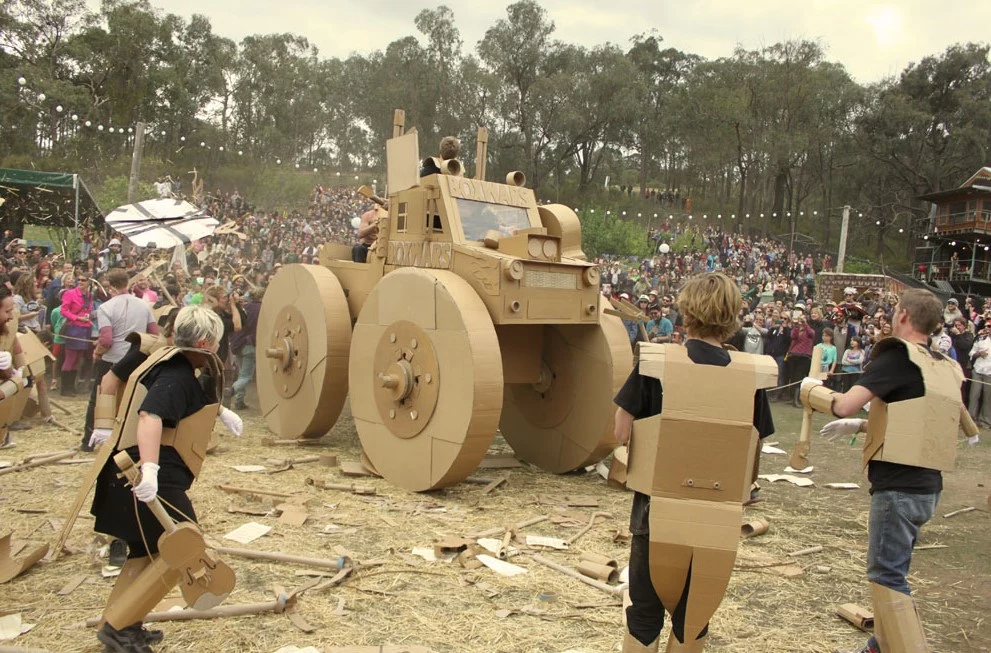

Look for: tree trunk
[772,167,788,225]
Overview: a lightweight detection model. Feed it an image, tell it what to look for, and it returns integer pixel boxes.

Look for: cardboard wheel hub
[349,268,504,491]
[499,310,633,473]
[266,306,309,399]
[372,320,440,439]
[256,265,352,440]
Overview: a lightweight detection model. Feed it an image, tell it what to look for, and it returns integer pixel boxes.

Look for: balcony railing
[934,210,991,233]
[918,257,991,283]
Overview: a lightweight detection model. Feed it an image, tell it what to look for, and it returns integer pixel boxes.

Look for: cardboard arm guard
[0,379,20,400]
[801,383,836,416]
[93,393,116,430]
[959,406,979,438]
[13,352,26,370]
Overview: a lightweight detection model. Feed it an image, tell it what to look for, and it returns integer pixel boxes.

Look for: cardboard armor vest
[863,337,964,472]
[93,332,169,431]
[112,346,223,477]
[625,343,778,643]
[0,318,27,434]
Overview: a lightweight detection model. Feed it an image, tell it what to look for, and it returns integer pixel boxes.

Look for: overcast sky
[87,0,984,83]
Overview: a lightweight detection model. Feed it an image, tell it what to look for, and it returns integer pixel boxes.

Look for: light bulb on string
[97,125,104,131]
[295,164,300,169]
[899,228,904,233]
[36,93,45,102]
[85,120,91,127]
[17,77,27,86]
[218,146,224,152]
[161,131,166,136]
[200,142,205,147]
[276,159,281,164]
[71,114,78,121]
[313,168,318,173]
[876,220,881,225]
[653,213,657,218]
[108,127,115,133]
[180,136,185,142]
[354,175,359,180]
[238,151,243,156]
[55,105,63,113]
[127,127,133,133]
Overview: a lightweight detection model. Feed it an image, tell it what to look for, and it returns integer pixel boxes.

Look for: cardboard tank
[256,110,633,491]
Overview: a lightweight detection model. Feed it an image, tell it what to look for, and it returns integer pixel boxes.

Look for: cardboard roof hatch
[864,338,964,471]
[626,343,777,642]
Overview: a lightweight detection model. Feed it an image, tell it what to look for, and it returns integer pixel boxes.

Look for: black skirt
[91,445,197,555]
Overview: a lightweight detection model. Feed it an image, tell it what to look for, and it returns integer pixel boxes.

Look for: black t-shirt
[138,355,210,429]
[110,341,149,382]
[856,343,944,494]
[614,340,775,534]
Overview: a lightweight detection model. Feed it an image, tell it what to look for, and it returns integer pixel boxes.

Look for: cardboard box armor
[863,338,963,471]
[115,347,223,478]
[626,343,777,642]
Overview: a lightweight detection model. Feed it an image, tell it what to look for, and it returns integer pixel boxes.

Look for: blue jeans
[232,345,255,402]
[867,490,939,595]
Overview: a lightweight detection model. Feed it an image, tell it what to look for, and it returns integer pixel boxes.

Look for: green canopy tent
[0,168,104,240]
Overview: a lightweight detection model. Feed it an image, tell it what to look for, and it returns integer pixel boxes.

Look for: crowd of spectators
[597,224,990,415]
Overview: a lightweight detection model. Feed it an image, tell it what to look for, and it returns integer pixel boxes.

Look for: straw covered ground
[1,393,989,653]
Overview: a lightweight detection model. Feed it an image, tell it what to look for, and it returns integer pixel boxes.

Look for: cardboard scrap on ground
[273,647,322,653]
[761,444,787,455]
[101,565,122,578]
[224,522,272,544]
[339,461,375,477]
[525,535,569,550]
[770,565,805,578]
[824,483,861,490]
[759,474,815,488]
[276,503,309,527]
[323,644,436,653]
[57,573,89,596]
[836,603,874,631]
[477,538,519,558]
[0,461,12,469]
[784,465,814,474]
[476,554,527,577]
[230,464,267,473]
[0,613,36,641]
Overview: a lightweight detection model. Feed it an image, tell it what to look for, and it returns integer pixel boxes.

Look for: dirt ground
[1,392,988,653]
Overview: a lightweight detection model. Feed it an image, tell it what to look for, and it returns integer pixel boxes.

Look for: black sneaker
[108,539,127,567]
[96,623,154,653]
[137,624,164,645]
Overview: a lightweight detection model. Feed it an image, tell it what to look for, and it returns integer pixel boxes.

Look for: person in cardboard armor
[0,287,28,447]
[801,289,971,653]
[89,306,227,653]
[614,273,776,652]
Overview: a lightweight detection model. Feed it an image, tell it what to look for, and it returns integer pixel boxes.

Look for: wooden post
[393,110,405,139]
[127,122,146,204]
[475,127,488,181]
[837,205,850,273]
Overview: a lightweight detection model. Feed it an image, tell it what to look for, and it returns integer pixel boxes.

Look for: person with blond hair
[90,305,227,652]
[614,273,775,652]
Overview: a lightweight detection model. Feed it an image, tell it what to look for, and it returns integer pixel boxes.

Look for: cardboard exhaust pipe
[577,560,619,583]
[506,170,526,187]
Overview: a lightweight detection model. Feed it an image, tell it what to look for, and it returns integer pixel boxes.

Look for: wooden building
[915,167,991,296]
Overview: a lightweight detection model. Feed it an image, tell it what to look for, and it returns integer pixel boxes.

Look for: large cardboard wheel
[256,265,351,439]
[350,268,503,491]
[500,308,633,472]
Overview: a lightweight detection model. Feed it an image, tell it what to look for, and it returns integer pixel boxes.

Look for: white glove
[219,407,243,437]
[820,418,865,438]
[132,462,160,503]
[968,434,980,446]
[89,428,112,448]
[0,352,11,371]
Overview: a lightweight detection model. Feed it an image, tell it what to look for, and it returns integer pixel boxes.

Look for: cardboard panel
[526,296,576,320]
[864,340,964,471]
[648,498,741,642]
[652,417,757,504]
[495,325,542,384]
[377,269,436,329]
[626,415,661,495]
[386,131,420,193]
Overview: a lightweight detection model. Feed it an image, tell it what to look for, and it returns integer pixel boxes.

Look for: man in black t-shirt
[802,289,965,653]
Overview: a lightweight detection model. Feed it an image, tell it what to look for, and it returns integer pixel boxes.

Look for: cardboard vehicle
[256,110,633,491]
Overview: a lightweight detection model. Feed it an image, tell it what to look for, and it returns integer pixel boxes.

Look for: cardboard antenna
[386,127,420,194]
[475,127,488,181]
[605,296,649,342]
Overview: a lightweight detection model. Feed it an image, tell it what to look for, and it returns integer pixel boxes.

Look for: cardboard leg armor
[622,632,659,653]
[665,631,707,652]
[871,583,930,653]
[102,555,182,630]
